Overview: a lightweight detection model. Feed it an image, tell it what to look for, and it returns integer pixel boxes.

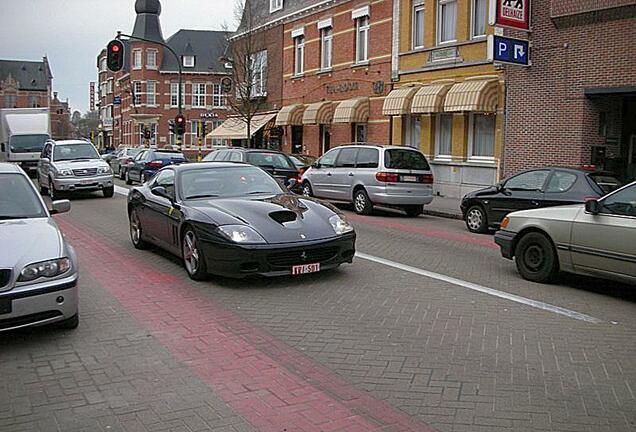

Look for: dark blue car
[125,149,187,184]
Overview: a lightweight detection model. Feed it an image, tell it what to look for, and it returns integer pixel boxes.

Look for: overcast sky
[0,0,236,114]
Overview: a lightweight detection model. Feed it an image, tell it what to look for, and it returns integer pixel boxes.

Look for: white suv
[301,145,434,217]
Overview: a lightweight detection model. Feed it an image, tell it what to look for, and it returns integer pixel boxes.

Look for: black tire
[302,181,313,197]
[182,227,209,281]
[57,313,79,330]
[103,186,114,198]
[40,181,49,195]
[125,170,133,185]
[119,167,126,180]
[353,188,373,215]
[514,232,559,283]
[465,205,488,233]
[129,208,149,249]
[49,178,59,201]
[404,205,423,218]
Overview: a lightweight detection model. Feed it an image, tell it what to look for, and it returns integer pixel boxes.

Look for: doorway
[292,125,303,154]
[320,124,331,155]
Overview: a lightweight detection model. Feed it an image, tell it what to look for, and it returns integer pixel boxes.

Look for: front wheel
[404,205,423,218]
[119,167,126,180]
[353,189,373,215]
[182,228,208,281]
[514,232,559,283]
[125,170,133,185]
[465,205,488,233]
[103,186,114,198]
[302,181,313,197]
[49,178,59,201]
[129,208,148,249]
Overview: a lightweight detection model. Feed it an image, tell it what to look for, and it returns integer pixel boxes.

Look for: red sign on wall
[89,82,95,112]
[490,0,531,31]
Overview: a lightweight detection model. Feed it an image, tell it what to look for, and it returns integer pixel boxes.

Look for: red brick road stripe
[57,216,437,432]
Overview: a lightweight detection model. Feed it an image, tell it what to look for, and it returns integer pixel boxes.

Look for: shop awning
[332,97,369,123]
[302,101,334,124]
[275,104,306,126]
[382,86,420,116]
[206,113,276,140]
[410,81,454,114]
[444,77,499,113]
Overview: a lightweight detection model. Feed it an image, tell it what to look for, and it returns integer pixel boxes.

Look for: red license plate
[402,175,418,182]
[291,263,320,275]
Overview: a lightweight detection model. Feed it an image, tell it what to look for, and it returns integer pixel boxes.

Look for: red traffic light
[175,115,185,123]
[111,44,120,53]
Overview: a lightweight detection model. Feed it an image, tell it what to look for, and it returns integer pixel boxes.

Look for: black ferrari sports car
[127,162,356,279]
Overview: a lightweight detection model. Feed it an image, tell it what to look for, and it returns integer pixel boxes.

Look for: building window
[107,79,113,94]
[213,83,227,107]
[212,119,225,146]
[100,57,107,72]
[147,49,158,68]
[183,56,195,68]
[133,81,142,105]
[191,120,201,147]
[29,95,39,108]
[133,49,142,69]
[437,0,457,44]
[435,114,453,157]
[192,83,206,107]
[471,0,487,38]
[170,82,185,107]
[469,113,495,159]
[404,115,421,149]
[270,0,283,13]
[251,50,268,97]
[412,1,425,49]
[352,123,368,143]
[355,16,370,63]
[291,126,303,153]
[294,36,304,76]
[320,27,333,70]
[147,81,156,106]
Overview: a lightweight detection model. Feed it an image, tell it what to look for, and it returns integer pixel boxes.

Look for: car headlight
[56,168,74,177]
[18,257,72,282]
[98,166,112,174]
[329,214,354,235]
[216,225,266,244]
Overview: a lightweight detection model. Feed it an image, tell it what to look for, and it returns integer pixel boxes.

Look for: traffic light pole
[116,32,183,150]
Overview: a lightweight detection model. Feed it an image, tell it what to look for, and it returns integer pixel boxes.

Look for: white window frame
[435,113,453,159]
[100,57,107,72]
[107,79,113,94]
[133,49,142,69]
[412,1,425,49]
[147,49,158,69]
[213,83,228,107]
[250,50,268,97]
[471,0,487,39]
[467,113,496,162]
[133,81,142,105]
[320,27,333,71]
[270,0,283,13]
[192,83,206,108]
[355,15,370,64]
[437,0,457,45]
[183,55,195,68]
[146,81,156,106]
[294,36,305,76]
[403,115,421,149]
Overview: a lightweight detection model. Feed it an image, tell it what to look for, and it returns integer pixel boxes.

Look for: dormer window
[270,0,283,13]
[183,56,195,68]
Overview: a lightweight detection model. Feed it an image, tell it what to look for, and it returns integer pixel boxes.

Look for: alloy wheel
[467,209,483,231]
[183,231,200,275]
[354,193,366,213]
[130,210,141,244]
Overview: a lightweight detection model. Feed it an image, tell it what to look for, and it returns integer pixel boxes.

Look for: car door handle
[326,172,332,176]
[348,173,354,177]
[532,201,540,206]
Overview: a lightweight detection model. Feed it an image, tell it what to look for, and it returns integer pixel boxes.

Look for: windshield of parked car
[155,152,186,160]
[180,166,285,199]
[53,143,100,161]
[384,149,430,170]
[246,152,295,170]
[0,173,47,219]
[125,148,142,158]
[9,134,50,153]
[601,183,636,217]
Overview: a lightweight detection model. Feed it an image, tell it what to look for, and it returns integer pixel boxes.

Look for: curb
[422,208,463,220]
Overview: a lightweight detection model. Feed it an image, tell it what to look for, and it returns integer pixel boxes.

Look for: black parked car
[127,163,356,280]
[460,167,621,233]
[125,149,187,184]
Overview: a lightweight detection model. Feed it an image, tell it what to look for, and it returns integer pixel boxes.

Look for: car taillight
[147,160,163,168]
[296,167,305,181]
[421,174,434,184]
[376,172,399,182]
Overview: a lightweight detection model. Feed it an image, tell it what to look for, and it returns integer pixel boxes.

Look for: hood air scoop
[269,210,297,225]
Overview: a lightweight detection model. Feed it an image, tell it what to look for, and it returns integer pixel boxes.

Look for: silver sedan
[0,162,79,332]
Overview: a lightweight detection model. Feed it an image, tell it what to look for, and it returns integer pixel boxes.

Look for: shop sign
[430,47,459,62]
[326,82,359,94]
[373,80,385,95]
[489,0,531,31]
[487,35,530,66]
[200,112,219,119]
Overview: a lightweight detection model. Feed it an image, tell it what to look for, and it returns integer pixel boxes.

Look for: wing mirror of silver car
[50,200,71,215]
[585,199,601,215]
[311,162,320,169]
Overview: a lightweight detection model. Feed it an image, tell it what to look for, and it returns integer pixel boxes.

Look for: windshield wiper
[247,191,276,195]
[185,194,219,199]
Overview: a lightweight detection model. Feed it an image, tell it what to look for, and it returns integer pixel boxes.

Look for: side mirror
[50,199,71,215]
[151,186,174,202]
[585,199,601,214]
[311,162,320,169]
[495,182,504,192]
[287,178,298,189]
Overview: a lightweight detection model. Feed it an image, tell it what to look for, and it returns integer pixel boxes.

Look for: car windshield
[180,166,285,199]
[125,148,142,157]
[9,134,50,153]
[0,173,47,219]
[53,143,100,161]
[155,152,185,160]
[246,152,295,170]
[384,149,430,170]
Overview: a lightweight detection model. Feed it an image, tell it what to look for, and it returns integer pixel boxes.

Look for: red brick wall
[0,90,49,109]
[503,0,636,177]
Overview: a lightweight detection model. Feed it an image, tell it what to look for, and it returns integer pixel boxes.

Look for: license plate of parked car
[291,263,320,275]
[0,298,11,315]
[401,175,418,182]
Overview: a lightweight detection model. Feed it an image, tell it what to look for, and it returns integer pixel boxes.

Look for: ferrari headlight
[18,257,72,282]
[216,225,266,244]
[329,214,354,235]
[56,168,74,177]
[97,166,112,174]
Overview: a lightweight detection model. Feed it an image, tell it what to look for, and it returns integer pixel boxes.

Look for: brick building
[97,0,230,155]
[50,92,73,139]
[503,0,636,183]
[0,57,52,109]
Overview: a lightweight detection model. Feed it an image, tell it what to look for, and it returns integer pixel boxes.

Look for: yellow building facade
[384,0,504,198]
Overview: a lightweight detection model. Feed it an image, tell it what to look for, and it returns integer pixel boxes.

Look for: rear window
[156,152,186,160]
[384,149,430,170]
[589,173,622,195]
[246,152,295,170]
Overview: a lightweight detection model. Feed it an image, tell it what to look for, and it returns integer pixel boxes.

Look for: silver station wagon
[301,145,434,217]
[0,163,79,331]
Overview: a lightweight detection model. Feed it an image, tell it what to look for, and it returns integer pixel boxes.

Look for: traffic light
[168,120,175,135]
[174,114,186,135]
[106,40,124,72]
[143,127,151,140]
[200,122,207,138]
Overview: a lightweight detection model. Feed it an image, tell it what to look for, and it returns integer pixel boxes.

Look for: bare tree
[223,0,267,147]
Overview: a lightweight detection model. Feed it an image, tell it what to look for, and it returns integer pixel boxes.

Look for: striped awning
[302,101,334,124]
[444,77,499,112]
[206,113,276,140]
[332,97,369,123]
[382,86,420,116]
[410,81,453,114]
[275,104,306,126]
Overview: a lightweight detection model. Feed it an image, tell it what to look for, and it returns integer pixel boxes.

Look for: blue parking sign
[488,35,530,66]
